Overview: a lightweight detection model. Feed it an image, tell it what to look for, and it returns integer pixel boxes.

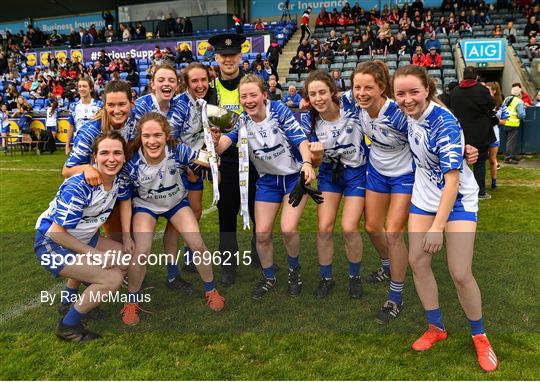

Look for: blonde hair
[239,74,266,94]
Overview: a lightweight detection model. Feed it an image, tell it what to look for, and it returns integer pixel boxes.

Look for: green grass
[0,151,539,380]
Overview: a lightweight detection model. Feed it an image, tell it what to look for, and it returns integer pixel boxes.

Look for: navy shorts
[255,173,299,203]
[317,162,366,197]
[366,162,414,194]
[34,231,100,277]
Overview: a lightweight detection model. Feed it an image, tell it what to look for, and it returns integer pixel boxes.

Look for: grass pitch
[0,152,539,380]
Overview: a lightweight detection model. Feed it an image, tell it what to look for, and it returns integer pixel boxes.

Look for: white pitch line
[0,168,59,172]
[0,206,218,325]
[0,282,64,326]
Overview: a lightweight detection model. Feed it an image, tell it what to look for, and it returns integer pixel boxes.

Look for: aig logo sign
[461,39,506,63]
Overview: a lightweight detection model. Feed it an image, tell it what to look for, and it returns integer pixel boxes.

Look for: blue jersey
[132,93,179,120]
[68,99,103,137]
[407,102,478,213]
[118,144,196,214]
[341,90,357,113]
[496,103,510,122]
[300,108,368,168]
[35,173,120,244]
[65,119,135,168]
[226,101,308,176]
[359,98,414,177]
[169,91,204,149]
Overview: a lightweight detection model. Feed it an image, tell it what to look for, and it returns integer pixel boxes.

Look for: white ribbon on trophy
[196,98,220,206]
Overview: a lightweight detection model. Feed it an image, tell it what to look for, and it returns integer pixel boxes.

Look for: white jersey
[68,99,103,137]
[119,144,196,214]
[226,101,307,176]
[46,107,57,127]
[341,90,357,112]
[0,111,10,128]
[300,108,368,168]
[360,98,414,176]
[169,91,204,150]
[132,93,180,138]
[36,173,119,244]
[407,102,478,213]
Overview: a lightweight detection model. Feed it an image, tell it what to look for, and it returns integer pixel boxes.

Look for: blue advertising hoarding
[0,20,30,36]
[32,13,108,35]
[250,0,380,18]
[461,39,506,63]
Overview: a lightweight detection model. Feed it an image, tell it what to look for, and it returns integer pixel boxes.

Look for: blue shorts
[256,173,299,203]
[410,203,478,222]
[317,162,366,197]
[34,231,99,277]
[1,126,9,134]
[181,171,204,191]
[133,198,190,220]
[489,140,499,148]
[366,162,414,194]
[46,125,57,133]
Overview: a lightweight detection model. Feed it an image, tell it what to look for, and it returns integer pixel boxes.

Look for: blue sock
[61,305,85,326]
[203,280,215,292]
[184,247,192,265]
[319,264,332,279]
[128,291,139,304]
[288,256,299,271]
[61,286,78,305]
[381,258,390,274]
[349,261,361,278]
[426,308,445,330]
[167,263,179,281]
[262,265,276,280]
[388,280,404,305]
[468,317,485,336]
[491,178,497,187]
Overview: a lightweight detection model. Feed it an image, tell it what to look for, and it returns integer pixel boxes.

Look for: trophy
[196,103,239,165]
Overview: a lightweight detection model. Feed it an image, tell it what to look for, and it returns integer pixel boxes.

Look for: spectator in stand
[250,53,264,72]
[98,50,111,66]
[389,7,400,24]
[337,34,353,55]
[120,24,131,41]
[49,29,63,45]
[358,8,370,25]
[104,25,115,43]
[524,15,539,36]
[492,24,503,37]
[311,38,322,59]
[412,46,427,66]
[304,52,317,72]
[319,42,335,64]
[424,33,441,52]
[262,60,278,81]
[203,44,215,62]
[253,62,269,83]
[297,39,312,56]
[88,24,98,41]
[300,7,313,42]
[326,29,341,51]
[174,18,184,36]
[289,51,306,74]
[435,16,448,34]
[316,10,329,27]
[233,15,243,34]
[267,39,282,69]
[183,17,193,35]
[411,14,425,36]
[352,26,362,43]
[52,79,64,100]
[241,60,252,75]
[267,78,282,101]
[503,20,517,43]
[424,47,442,68]
[399,14,412,35]
[439,80,459,107]
[372,33,389,55]
[282,84,302,108]
[525,36,540,60]
[126,66,139,87]
[411,33,426,53]
[448,14,458,33]
[338,12,351,26]
[254,18,265,31]
[134,22,146,39]
[448,66,496,199]
[175,44,194,64]
[156,16,169,38]
[102,11,114,28]
[411,0,424,16]
[395,32,411,55]
[535,90,540,106]
[332,70,346,91]
[356,33,372,56]
[125,53,137,72]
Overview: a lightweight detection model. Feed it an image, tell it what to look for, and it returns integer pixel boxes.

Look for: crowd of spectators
[287,0,540,76]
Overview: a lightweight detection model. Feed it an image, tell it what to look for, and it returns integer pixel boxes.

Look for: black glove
[288,172,305,208]
[288,171,324,207]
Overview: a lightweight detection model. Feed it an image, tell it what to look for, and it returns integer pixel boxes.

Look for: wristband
[302,161,312,166]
